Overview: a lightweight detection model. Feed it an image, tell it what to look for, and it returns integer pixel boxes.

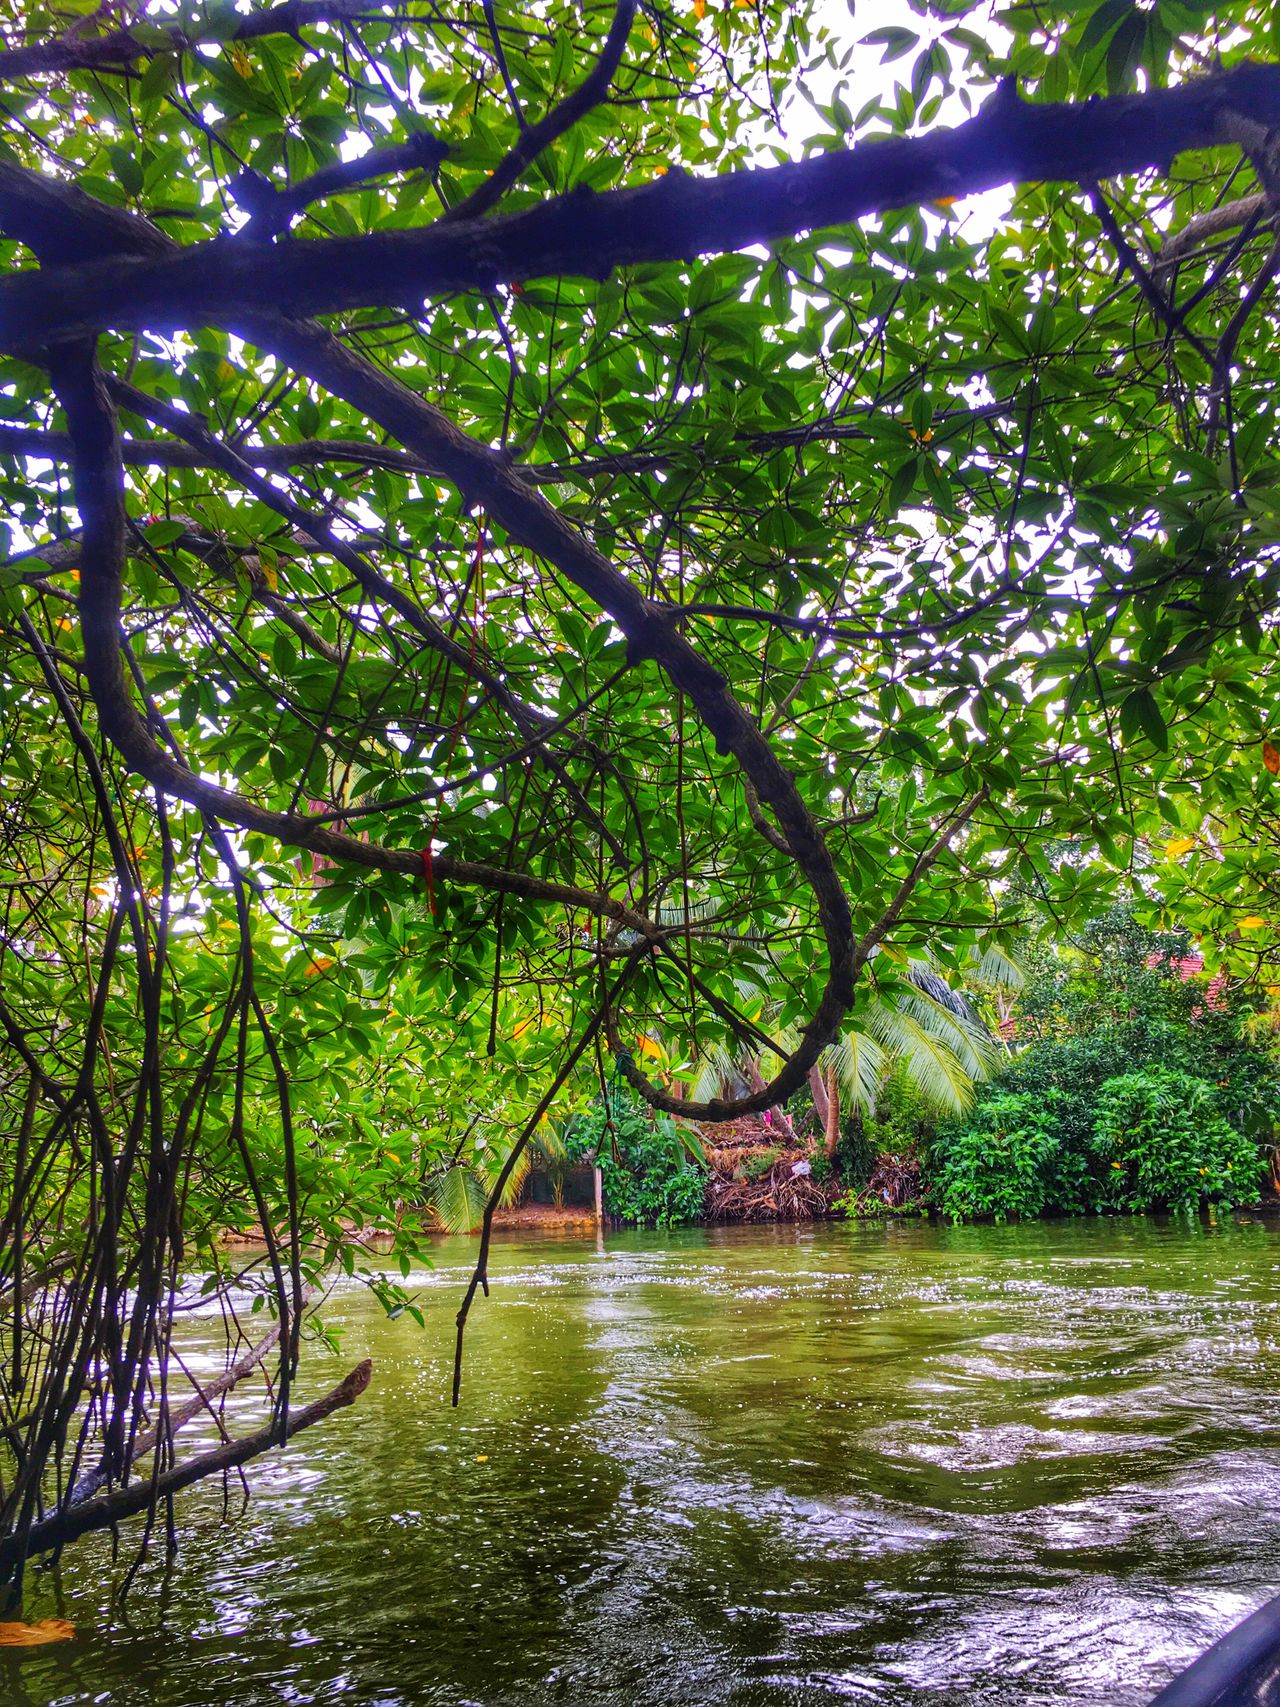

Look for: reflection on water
[8,1217,1280,1706]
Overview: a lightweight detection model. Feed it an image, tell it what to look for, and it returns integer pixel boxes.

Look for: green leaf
[1119,687,1168,752]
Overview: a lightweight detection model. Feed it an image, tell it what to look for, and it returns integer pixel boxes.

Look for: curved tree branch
[21,152,861,1123]
[442,0,636,225]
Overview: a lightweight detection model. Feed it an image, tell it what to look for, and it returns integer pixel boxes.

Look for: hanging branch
[0,1360,372,1575]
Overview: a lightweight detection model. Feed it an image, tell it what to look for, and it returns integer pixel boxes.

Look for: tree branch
[0,0,394,81]
[1155,191,1274,269]
[233,311,858,1119]
[237,132,450,243]
[0,401,1008,485]
[0,1359,371,1576]
[442,0,635,225]
[65,1299,313,1505]
[4,65,1280,349]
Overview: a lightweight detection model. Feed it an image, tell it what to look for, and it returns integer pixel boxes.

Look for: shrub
[863,1071,938,1159]
[929,1092,1067,1222]
[924,909,1278,1221]
[828,1070,936,1196]
[563,1087,707,1228]
[1090,1068,1264,1213]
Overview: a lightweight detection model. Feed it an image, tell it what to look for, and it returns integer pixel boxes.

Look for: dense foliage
[927,913,1277,1219]
[930,1091,1076,1222]
[563,1089,707,1228]
[1091,1068,1262,1213]
[2,0,1280,1581]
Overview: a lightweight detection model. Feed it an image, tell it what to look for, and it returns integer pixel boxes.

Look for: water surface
[10,1216,1280,1706]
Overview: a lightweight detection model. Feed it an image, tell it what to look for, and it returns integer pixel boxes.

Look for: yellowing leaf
[474,1454,489,1462]
[635,1034,663,1060]
[1165,836,1197,859]
[217,358,236,383]
[231,44,252,77]
[1240,916,1267,930]
[932,196,958,208]
[694,0,705,17]
[1264,741,1280,775]
[0,1620,75,1646]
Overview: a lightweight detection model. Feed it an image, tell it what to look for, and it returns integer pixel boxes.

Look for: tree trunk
[824,1069,841,1159]
[808,1063,830,1135]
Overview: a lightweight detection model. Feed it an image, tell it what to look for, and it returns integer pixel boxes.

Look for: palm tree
[420,1125,534,1233]
[690,946,1022,1157]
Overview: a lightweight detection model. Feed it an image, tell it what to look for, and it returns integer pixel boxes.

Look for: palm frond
[690,1041,737,1103]
[895,961,1000,1077]
[654,892,722,928]
[531,1117,567,1162]
[825,1027,888,1115]
[478,1141,531,1208]
[865,1006,976,1114]
[906,961,977,1022]
[966,942,1026,993]
[424,1164,488,1233]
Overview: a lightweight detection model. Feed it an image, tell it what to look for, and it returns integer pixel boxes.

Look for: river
[9,1216,1280,1706]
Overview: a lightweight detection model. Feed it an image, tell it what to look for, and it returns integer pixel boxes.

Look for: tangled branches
[0,0,1277,1588]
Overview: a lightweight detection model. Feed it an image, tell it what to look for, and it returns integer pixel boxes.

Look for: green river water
[8,1216,1280,1707]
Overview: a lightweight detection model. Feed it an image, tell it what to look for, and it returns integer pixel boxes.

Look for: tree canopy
[2,0,1280,1581]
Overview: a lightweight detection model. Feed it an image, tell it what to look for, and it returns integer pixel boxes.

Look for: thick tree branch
[73,312,858,1118]
[0,0,392,81]
[15,152,860,1123]
[106,376,635,872]
[233,312,858,1119]
[3,65,1280,349]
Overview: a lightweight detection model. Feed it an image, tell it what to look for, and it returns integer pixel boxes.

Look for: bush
[863,1071,938,1159]
[930,1092,1067,1222]
[1007,908,1280,1135]
[924,909,1277,1221]
[563,1087,707,1228]
[1091,1068,1263,1213]
[827,1070,936,1195]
